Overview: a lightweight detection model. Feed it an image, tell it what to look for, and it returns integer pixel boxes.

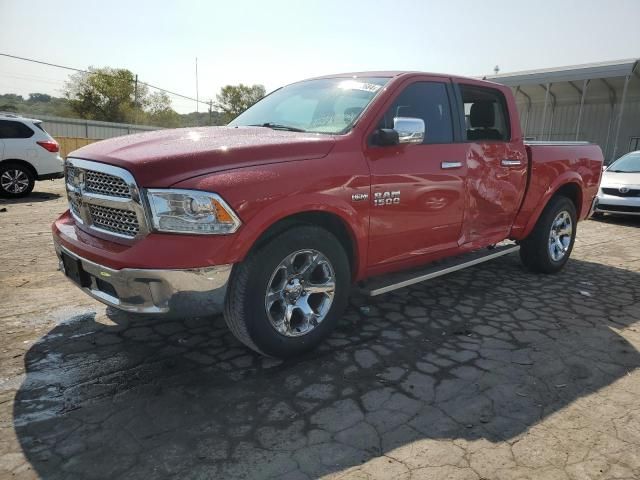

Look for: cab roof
[304,71,506,88]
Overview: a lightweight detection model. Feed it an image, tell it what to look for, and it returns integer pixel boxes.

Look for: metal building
[486,59,640,163]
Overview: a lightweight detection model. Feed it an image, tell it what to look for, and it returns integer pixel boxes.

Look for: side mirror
[373,128,399,146]
[394,117,425,144]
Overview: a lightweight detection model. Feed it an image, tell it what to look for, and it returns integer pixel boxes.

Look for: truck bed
[509,141,603,240]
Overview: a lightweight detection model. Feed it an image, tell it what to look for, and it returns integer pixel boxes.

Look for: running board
[359,243,520,296]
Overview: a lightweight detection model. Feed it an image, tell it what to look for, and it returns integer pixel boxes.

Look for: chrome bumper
[54,243,232,315]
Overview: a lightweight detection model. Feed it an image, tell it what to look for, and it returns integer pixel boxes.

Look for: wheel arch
[553,182,583,218]
[0,159,38,179]
[245,210,362,281]
[512,176,585,241]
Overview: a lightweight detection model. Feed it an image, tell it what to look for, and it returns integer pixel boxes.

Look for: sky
[1,0,639,113]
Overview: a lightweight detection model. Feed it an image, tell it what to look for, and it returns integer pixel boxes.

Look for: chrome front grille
[89,204,140,236]
[85,170,131,198]
[65,158,148,242]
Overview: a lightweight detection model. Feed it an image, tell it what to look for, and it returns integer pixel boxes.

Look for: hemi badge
[352,193,369,202]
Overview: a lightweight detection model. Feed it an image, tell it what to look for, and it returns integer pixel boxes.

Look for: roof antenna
[494,65,500,75]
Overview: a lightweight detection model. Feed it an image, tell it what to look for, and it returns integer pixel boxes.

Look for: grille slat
[85,170,131,198]
[69,192,81,218]
[89,204,140,236]
[65,166,76,185]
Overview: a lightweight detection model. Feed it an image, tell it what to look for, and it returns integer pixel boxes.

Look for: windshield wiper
[249,122,307,133]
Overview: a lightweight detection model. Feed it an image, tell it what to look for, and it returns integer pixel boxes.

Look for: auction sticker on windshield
[338,80,382,93]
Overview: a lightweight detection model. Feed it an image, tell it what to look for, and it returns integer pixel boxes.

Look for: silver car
[595,151,640,216]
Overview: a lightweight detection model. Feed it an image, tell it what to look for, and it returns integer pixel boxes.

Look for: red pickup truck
[53,72,603,357]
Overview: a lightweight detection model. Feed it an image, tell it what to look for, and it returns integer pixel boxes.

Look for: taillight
[37,140,59,153]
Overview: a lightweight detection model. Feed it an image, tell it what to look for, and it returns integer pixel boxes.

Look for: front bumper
[54,241,232,315]
[595,191,640,216]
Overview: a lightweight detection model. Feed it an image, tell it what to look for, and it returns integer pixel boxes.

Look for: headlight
[145,189,241,234]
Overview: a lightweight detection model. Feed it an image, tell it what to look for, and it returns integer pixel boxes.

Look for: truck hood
[69,126,336,187]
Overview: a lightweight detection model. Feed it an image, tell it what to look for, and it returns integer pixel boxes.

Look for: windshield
[608,152,640,173]
[228,77,390,134]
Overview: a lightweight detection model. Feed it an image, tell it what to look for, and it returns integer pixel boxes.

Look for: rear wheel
[520,195,577,273]
[0,163,35,198]
[224,225,351,357]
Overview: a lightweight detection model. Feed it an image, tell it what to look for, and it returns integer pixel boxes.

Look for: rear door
[364,77,468,270]
[455,83,528,246]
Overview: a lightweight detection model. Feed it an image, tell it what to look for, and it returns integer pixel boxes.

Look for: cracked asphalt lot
[1,180,640,480]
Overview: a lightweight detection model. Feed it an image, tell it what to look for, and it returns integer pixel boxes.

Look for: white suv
[0,113,64,198]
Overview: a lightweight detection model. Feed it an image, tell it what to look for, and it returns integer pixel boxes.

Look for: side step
[359,243,520,296]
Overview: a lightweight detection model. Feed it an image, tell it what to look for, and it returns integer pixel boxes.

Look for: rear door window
[0,120,34,139]
[459,84,510,141]
[33,122,50,135]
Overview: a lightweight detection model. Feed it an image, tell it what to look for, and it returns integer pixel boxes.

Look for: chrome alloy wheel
[265,249,336,337]
[548,210,573,261]
[1,169,29,194]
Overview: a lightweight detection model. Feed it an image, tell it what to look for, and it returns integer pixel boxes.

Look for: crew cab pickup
[52,72,603,357]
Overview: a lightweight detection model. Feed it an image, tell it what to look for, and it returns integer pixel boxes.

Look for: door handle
[441,161,463,169]
[501,159,522,167]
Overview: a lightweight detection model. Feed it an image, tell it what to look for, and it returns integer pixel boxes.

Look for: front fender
[171,156,371,279]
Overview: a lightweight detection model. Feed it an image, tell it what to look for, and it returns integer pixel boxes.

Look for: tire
[520,195,577,274]
[0,163,35,198]
[224,225,351,358]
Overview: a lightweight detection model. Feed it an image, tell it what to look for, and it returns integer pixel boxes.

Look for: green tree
[63,66,186,126]
[28,93,52,103]
[0,93,74,117]
[215,84,265,123]
[144,91,181,127]
[63,67,145,123]
[1,94,24,103]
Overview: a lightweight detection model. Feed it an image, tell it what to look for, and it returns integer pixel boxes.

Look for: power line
[0,52,211,106]
[0,72,63,86]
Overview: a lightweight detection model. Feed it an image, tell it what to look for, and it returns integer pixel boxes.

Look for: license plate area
[61,252,91,288]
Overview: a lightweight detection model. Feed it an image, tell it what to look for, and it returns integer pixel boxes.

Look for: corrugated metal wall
[35,115,160,140]
[517,99,640,161]
[513,82,640,162]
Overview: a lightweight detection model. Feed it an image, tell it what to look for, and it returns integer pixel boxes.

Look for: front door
[364,79,467,271]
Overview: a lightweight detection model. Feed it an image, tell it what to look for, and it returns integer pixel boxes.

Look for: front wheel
[520,195,577,274]
[224,225,351,357]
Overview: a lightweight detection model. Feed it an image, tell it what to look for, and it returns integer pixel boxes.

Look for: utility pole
[134,74,138,124]
[209,100,213,126]
[195,57,199,115]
